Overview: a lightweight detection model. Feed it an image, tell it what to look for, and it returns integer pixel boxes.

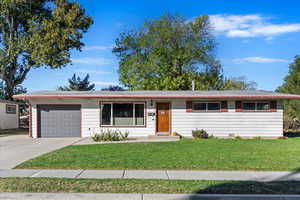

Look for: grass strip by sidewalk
[1,178,300,194]
[16,138,300,171]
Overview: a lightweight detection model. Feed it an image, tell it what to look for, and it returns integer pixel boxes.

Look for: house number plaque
[148,112,155,116]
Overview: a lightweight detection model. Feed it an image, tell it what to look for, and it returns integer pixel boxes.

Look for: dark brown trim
[37,104,82,138]
[220,101,228,112]
[186,101,193,112]
[99,101,147,128]
[14,95,300,100]
[29,105,32,137]
[235,101,243,112]
[270,101,277,112]
[37,105,41,138]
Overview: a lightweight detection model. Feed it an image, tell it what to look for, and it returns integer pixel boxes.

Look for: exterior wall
[172,100,283,137]
[30,98,156,138]
[0,103,19,130]
[29,98,283,138]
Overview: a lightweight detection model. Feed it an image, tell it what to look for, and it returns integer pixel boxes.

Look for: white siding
[0,103,19,130]
[30,98,156,138]
[172,100,283,137]
[29,98,283,138]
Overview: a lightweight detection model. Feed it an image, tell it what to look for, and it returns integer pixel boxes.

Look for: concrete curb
[1,169,300,181]
[1,193,300,200]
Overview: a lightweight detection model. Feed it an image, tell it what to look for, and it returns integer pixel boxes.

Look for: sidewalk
[1,169,300,181]
[1,193,300,200]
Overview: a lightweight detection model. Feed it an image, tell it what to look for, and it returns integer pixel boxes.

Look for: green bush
[192,129,209,139]
[253,136,262,140]
[92,129,129,142]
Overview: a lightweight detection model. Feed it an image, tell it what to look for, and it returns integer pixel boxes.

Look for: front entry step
[156,132,170,136]
[148,135,180,140]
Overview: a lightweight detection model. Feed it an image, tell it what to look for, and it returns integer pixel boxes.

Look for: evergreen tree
[59,74,95,91]
[101,85,125,91]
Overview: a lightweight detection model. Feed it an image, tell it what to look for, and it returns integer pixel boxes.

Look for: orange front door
[156,102,170,133]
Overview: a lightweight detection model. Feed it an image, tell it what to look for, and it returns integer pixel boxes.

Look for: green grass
[0,128,28,137]
[16,138,300,171]
[1,178,300,194]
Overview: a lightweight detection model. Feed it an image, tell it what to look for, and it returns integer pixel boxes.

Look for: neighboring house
[13,90,300,138]
[0,100,19,130]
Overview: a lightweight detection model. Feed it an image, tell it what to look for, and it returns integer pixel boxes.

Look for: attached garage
[37,105,81,138]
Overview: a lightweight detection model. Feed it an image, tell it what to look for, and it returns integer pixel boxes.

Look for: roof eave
[12,95,300,100]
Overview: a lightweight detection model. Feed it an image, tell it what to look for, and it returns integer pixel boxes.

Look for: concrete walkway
[0,135,82,169]
[1,193,300,200]
[73,136,180,145]
[1,169,300,181]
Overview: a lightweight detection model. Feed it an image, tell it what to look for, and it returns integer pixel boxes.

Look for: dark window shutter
[270,101,277,112]
[236,101,242,112]
[186,101,193,112]
[220,101,228,112]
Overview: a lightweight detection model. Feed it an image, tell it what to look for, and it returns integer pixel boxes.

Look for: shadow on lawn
[185,168,300,199]
[284,131,300,138]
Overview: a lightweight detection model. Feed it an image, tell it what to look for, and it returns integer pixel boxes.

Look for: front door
[156,102,170,133]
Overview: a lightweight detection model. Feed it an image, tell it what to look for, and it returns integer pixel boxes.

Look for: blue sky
[23,0,300,91]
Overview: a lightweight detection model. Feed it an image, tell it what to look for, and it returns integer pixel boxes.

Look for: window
[6,104,16,114]
[242,102,255,111]
[242,102,270,111]
[192,102,221,111]
[100,102,145,126]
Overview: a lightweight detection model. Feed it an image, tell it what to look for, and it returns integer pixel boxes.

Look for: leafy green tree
[59,73,95,91]
[113,13,223,90]
[0,0,93,99]
[0,81,26,99]
[101,85,125,91]
[277,56,300,123]
[222,76,257,90]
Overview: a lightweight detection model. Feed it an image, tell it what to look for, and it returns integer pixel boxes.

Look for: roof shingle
[13,90,300,100]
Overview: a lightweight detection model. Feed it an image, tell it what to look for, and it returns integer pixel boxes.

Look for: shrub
[253,136,262,140]
[278,136,288,140]
[192,129,209,139]
[235,136,243,139]
[92,129,129,142]
[208,135,215,139]
[228,133,235,137]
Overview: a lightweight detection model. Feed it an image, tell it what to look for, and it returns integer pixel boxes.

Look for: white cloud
[232,56,289,64]
[72,57,113,66]
[82,45,114,51]
[75,69,111,75]
[94,81,117,86]
[209,14,300,38]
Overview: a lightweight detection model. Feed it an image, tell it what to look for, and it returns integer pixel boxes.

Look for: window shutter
[270,101,277,112]
[235,101,242,112]
[220,101,228,112]
[186,101,193,112]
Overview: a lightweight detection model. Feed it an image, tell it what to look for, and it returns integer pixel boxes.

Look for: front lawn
[16,138,300,171]
[0,128,28,137]
[1,178,300,194]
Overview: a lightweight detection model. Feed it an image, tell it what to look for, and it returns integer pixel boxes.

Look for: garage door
[38,105,81,138]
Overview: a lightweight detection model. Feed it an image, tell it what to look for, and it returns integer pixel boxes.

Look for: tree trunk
[3,79,15,101]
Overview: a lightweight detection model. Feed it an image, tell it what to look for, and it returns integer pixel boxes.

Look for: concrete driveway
[0,135,82,169]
